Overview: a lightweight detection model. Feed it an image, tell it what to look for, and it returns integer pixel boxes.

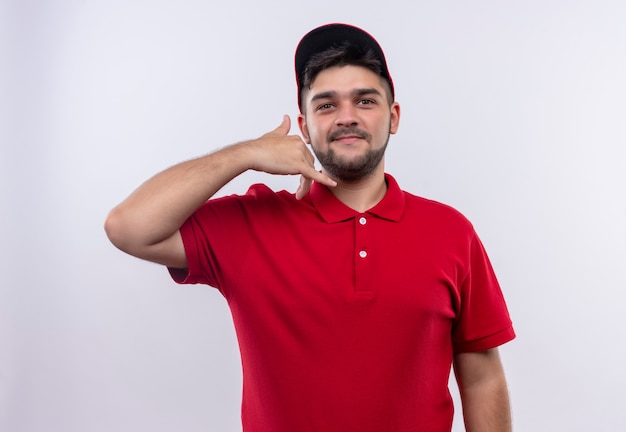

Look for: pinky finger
[295,175,312,200]
[311,171,337,188]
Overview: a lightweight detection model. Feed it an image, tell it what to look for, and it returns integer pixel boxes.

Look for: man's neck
[325,168,388,213]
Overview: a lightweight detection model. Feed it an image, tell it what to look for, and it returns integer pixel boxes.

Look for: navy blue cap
[295,23,394,109]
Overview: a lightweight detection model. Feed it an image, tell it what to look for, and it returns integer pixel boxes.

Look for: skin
[104,117,334,269]
[297,65,400,212]
[104,64,511,431]
[454,349,513,432]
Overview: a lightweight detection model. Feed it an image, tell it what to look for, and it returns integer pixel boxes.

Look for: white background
[2,1,625,431]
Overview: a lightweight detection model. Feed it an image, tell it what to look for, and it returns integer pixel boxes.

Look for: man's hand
[248,115,336,199]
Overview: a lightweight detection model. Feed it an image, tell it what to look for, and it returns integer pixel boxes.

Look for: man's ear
[389,102,401,135]
[297,114,311,144]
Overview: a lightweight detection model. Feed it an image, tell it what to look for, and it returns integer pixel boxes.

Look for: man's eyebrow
[310,88,382,103]
[353,88,382,98]
[310,91,337,103]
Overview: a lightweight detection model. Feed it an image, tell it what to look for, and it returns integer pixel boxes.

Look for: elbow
[104,207,133,253]
[104,207,186,268]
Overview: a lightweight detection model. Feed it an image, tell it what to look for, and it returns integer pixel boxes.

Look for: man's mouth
[333,135,363,143]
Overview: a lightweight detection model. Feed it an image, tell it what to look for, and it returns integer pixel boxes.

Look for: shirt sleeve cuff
[453,326,516,353]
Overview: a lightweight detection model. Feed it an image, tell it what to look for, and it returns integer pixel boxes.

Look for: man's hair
[299,42,394,111]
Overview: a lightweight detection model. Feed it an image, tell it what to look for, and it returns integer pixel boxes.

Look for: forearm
[105,142,252,255]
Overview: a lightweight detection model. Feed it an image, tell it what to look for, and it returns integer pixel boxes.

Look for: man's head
[294,24,400,183]
[295,23,395,112]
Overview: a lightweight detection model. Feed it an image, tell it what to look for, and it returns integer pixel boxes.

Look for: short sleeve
[166,191,261,298]
[452,233,515,353]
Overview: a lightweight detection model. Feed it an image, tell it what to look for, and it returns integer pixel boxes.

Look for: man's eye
[357,99,375,105]
[317,103,334,111]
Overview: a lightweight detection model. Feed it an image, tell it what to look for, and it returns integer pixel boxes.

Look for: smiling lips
[333,135,363,144]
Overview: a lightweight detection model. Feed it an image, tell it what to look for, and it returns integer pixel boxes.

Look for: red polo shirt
[170,174,515,432]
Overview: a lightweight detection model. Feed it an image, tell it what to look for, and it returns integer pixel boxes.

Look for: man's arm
[104,115,335,268]
[453,348,512,432]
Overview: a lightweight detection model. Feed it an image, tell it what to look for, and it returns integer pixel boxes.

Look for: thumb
[272,114,291,136]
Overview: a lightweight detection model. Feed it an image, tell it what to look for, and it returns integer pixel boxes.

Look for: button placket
[357,215,368,259]
[354,214,373,298]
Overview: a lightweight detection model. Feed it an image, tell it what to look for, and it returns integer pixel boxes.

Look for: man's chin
[315,143,387,181]
[321,160,382,182]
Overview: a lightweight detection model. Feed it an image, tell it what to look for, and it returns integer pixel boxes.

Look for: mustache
[327,127,371,142]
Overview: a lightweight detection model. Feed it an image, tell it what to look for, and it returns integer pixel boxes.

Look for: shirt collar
[309,173,405,223]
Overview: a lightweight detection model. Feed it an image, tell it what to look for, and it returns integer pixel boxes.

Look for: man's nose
[334,103,358,127]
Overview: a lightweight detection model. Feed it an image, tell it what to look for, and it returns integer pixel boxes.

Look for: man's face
[298,65,400,182]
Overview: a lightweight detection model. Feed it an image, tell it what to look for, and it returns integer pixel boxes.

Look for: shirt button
[359,216,367,225]
[359,250,368,258]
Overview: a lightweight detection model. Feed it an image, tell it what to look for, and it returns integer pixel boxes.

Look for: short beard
[313,129,390,182]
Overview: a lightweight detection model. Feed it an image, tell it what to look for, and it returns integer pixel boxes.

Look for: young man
[105,23,515,432]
